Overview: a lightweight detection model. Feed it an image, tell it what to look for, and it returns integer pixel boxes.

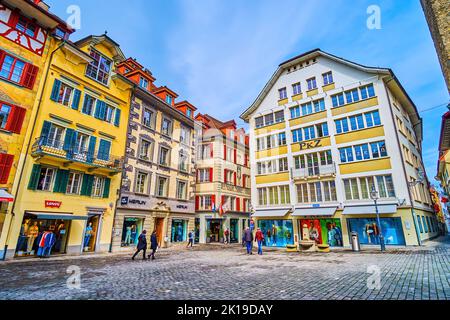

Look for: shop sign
[312,204,320,208]
[45,200,62,208]
[121,197,129,205]
[177,205,188,210]
[121,197,146,206]
[298,139,322,151]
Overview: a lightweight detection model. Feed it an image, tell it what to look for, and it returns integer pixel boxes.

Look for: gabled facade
[114,58,196,250]
[1,32,133,259]
[194,113,251,244]
[241,49,437,248]
[0,0,74,259]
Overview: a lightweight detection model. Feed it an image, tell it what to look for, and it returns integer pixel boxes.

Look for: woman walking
[148,230,158,260]
[132,230,147,260]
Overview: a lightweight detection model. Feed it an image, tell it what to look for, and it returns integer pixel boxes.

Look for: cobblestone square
[0,237,449,300]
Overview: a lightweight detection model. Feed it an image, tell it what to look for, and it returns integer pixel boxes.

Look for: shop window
[299,219,343,247]
[347,217,405,245]
[417,215,423,233]
[258,220,294,247]
[171,219,187,242]
[121,217,144,247]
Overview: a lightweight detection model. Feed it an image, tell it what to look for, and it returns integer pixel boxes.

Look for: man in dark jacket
[148,230,158,260]
[132,230,147,260]
[244,227,253,255]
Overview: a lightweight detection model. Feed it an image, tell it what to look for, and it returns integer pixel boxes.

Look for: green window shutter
[72,89,81,110]
[27,164,41,190]
[80,174,91,196]
[87,175,94,196]
[114,108,121,127]
[53,169,69,193]
[50,79,61,102]
[103,177,111,198]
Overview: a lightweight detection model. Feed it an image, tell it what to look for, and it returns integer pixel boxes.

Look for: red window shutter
[234,149,237,163]
[210,143,214,157]
[7,11,19,28]
[236,197,241,212]
[221,195,225,206]
[209,168,213,182]
[233,172,237,186]
[0,154,14,184]
[211,195,215,208]
[5,105,26,134]
[224,169,227,184]
[21,64,39,89]
[242,175,246,188]
[0,50,5,68]
[195,196,199,210]
[223,144,227,160]
[244,155,248,167]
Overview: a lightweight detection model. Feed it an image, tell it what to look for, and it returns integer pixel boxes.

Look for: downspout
[383,76,422,246]
[2,40,67,260]
[109,83,136,253]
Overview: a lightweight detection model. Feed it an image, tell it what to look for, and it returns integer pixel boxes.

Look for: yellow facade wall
[332,97,379,116]
[278,98,288,106]
[292,94,303,102]
[289,110,327,127]
[335,126,385,144]
[322,83,335,92]
[256,145,288,159]
[306,88,318,97]
[255,122,286,136]
[339,157,392,174]
[256,172,290,184]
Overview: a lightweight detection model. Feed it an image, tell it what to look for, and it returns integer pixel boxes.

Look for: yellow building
[112,58,197,250]
[0,0,74,259]
[1,33,133,259]
[194,114,251,244]
[241,49,438,249]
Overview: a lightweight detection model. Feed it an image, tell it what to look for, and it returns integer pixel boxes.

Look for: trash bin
[351,232,360,252]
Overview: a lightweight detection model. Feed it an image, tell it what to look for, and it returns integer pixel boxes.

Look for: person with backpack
[255,228,265,255]
[243,227,253,255]
[132,230,147,260]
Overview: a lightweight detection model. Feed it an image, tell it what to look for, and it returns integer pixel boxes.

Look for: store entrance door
[84,215,101,252]
[155,218,164,245]
[207,219,222,243]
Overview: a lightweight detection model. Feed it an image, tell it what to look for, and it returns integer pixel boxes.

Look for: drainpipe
[383,76,422,246]
[2,40,67,260]
[109,84,136,253]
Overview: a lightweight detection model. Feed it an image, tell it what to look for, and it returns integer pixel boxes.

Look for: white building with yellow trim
[241,49,438,249]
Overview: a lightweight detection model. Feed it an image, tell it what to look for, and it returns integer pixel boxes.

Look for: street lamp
[370,186,386,252]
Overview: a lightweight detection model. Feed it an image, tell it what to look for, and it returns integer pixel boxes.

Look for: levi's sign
[298,139,322,150]
[45,201,62,208]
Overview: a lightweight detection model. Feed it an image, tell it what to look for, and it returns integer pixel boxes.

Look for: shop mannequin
[124,225,132,246]
[131,225,137,244]
[27,222,39,254]
[17,219,31,252]
[84,222,93,250]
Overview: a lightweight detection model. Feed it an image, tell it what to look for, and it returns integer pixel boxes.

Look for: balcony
[292,163,336,180]
[31,137,123,173]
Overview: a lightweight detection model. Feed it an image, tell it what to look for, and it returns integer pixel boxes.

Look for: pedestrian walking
[224,228,230,244]
[244,227,253,255]
[255,228,264,255]
[131,230,147,260]
[148,230,158,260]
[187,230,194,248]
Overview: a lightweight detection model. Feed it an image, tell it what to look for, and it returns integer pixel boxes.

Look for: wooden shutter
[71,89,81,110]
[233,172,237,186]
[223,144,227,160]
[234,149,237,163]
[53,169,69,193]
[209,168,213,182]
[114,108,121,127]
[236,197,241,212]
[63,128,75,159]
[211,195,215,209]
[50,79,61,102]
[103,178,111,198]
[195,196,199,210]
[224,169,227,184]
[5,105,26,134]
[27,164,41,190]
[209,143,214,158]
[87,136,96,163]
[21,64,39,89]
[0,154,14,184]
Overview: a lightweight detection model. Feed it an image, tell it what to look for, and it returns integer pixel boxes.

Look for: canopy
[252,209,290,218]
[0,189,14,202]
[292,206,337,217]
[26,212,88,221]
[342,204,397,215]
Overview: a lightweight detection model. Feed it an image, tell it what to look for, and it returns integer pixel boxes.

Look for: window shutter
[21,64,39,89]
[236,197,241,212]
[195,196,199,210]
[5,105,26,134]
[234,172,237,186]
[63,129,75,159]
[87,136,96,163]
[27,164,41,190]
[114,108,121,127]
[234,149,237,163]
[94,100,106,119]
[0,154,14,184]
[81,174,93,196]
[50,79,61,102]
[82,95,91,114]
[209,168,213,182]
[0,50,5,66]
[211,195,216,208]
[209,143,214,158]
[221,195,225,207]
[223,144,227,160]
[224,169,227,184]
[103,178,111,198]
[53,169,69,193]
[98,139,111,161]
[242,175,246,188]
[72,89,81,110]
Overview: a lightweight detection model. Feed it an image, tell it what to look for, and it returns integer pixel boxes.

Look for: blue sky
[49,0,449,183]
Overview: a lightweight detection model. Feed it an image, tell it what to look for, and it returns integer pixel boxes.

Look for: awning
[252,209,290,218]
[26,212,88,221]
[342,204,397,215]
[0,189,14,202]
[292,206,337,217]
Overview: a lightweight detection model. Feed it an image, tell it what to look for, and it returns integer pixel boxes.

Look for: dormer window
[166,95,173,105]
[230,130,235,139]
[139,77,148,89]
[86,49,112,85]
[54,27,66,39]
[16,17,37,38]
[186,108,192,118]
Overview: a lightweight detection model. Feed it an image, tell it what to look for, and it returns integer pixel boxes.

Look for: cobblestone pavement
[0,237,449,300]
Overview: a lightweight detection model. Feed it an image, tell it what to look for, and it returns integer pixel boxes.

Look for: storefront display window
[121,217,144,247]
[347,217,405,245]
[206,219,222,243]
[83,215,100,252]
[230,219,239,243]
[299,218,343,247]
[15,214,70,257]
[171,219,187,242]
[194,218,200,243]
[258,219,294,247]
